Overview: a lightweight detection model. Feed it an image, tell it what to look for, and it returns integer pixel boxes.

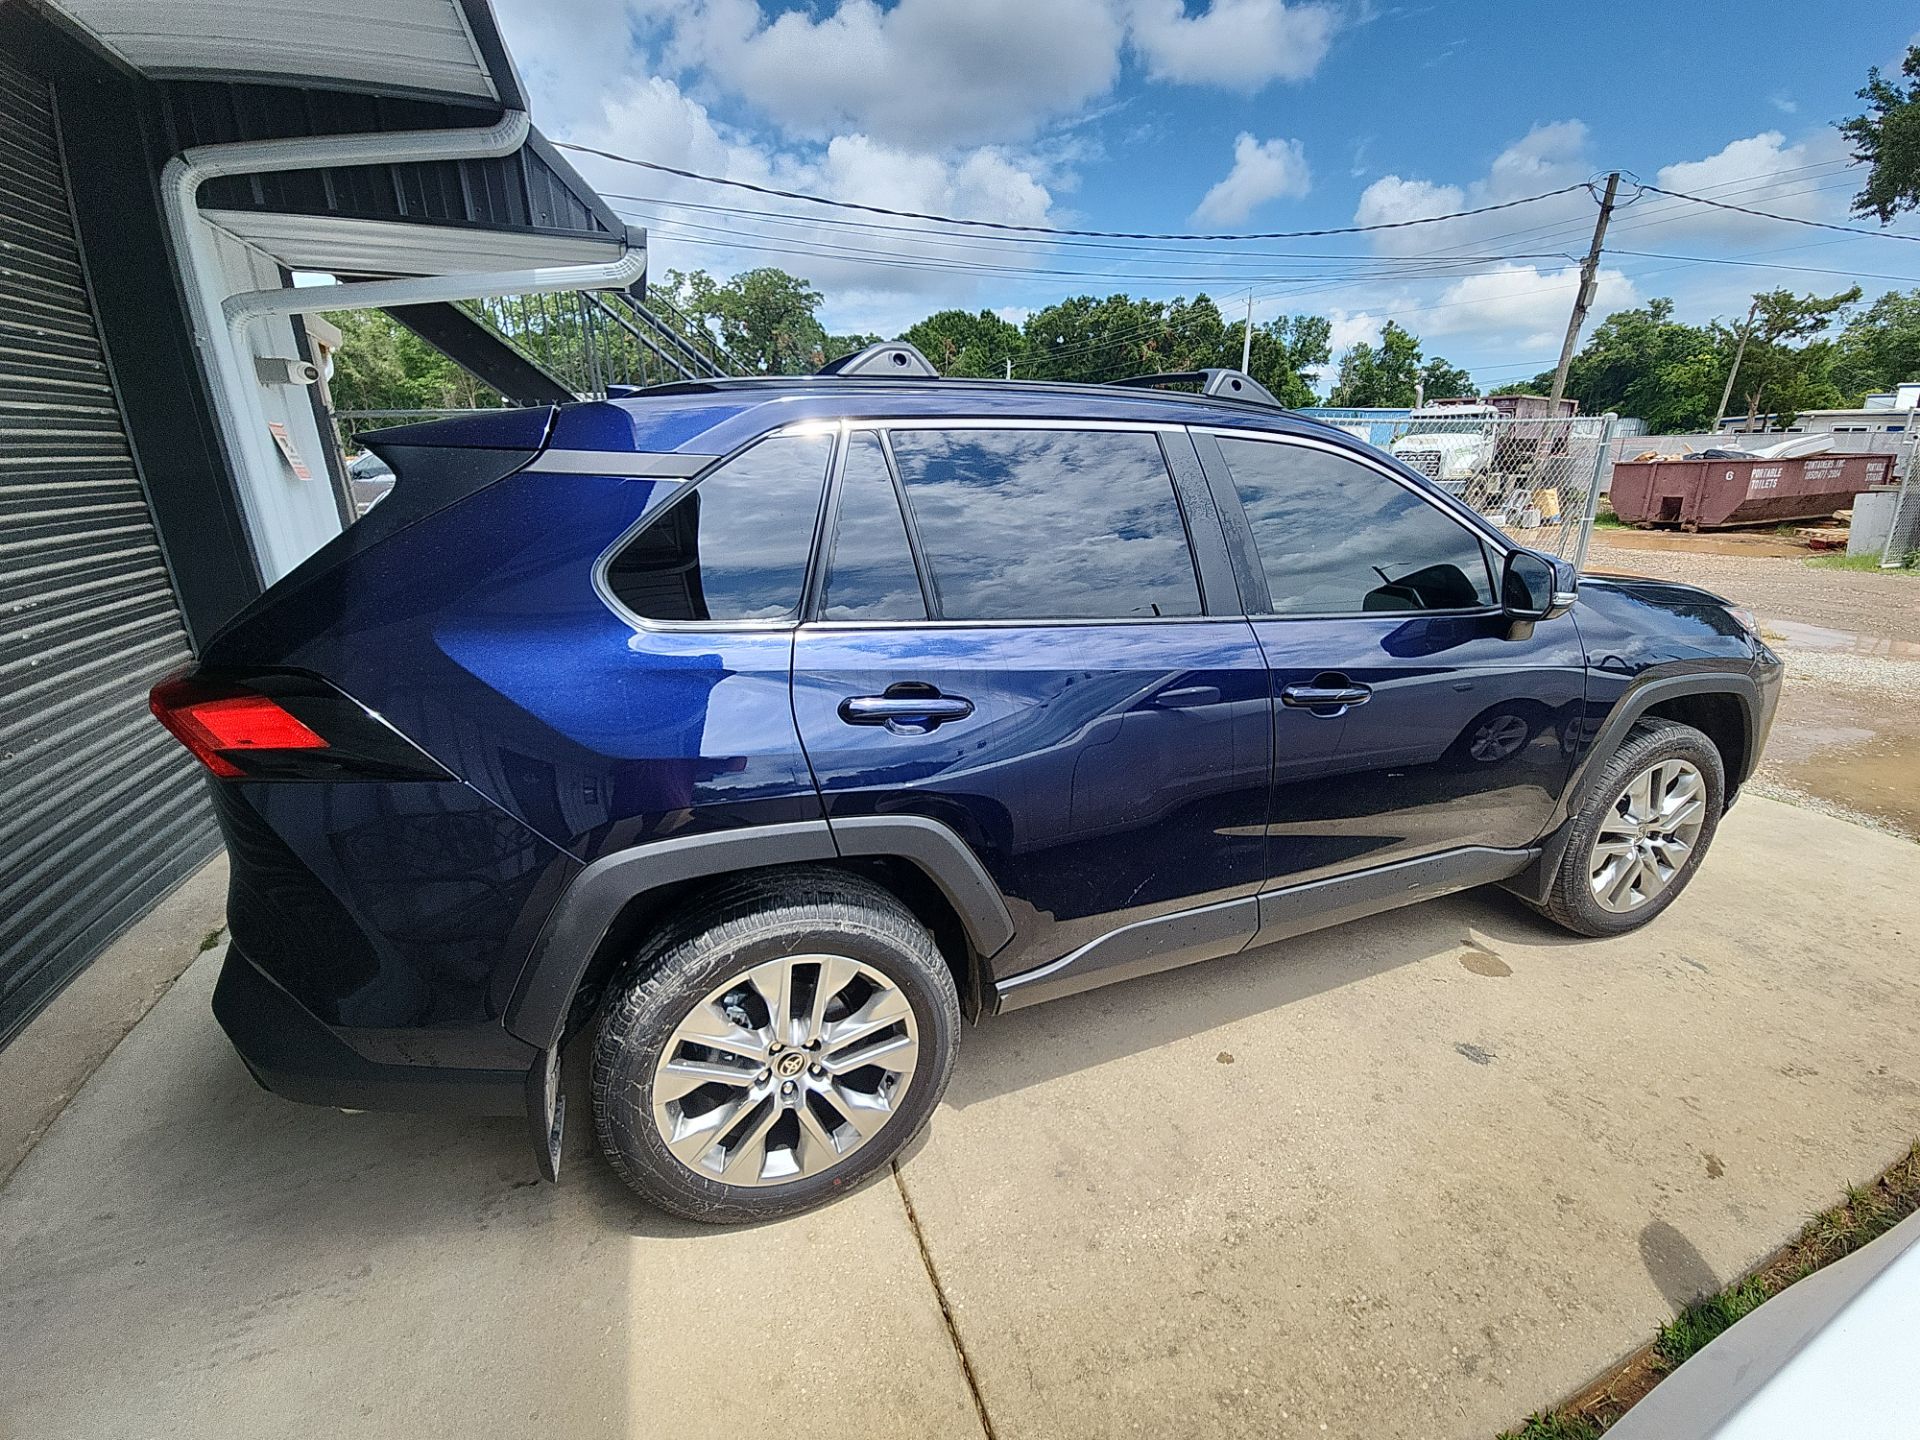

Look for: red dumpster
[1610,453,1895,528]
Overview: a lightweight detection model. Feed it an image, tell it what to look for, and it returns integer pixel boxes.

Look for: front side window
[602,432,832,622]
[1217,436,1494,615]
[820,432,927,621]
[887,428,1201,621]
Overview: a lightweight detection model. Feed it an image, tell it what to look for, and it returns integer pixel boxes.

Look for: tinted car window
[888,428,1201,621]
[603,433,831,622]
[821,433,927,621]
[1218,437,1494,615]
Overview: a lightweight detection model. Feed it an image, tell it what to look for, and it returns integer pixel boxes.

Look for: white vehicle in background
[1388,401,1503,490]
[1388,394,1582,519]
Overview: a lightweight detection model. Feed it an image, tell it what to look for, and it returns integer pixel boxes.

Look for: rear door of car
[789,420,1279,989]
[1194,427,1585,883]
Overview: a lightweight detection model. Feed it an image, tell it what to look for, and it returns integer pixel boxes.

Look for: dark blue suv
[151,349,1781,1221]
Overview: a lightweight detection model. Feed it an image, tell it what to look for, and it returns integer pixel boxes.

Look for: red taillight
[150,673,327,778]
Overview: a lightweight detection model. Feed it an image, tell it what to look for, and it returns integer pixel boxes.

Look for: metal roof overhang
[41,0,522,107]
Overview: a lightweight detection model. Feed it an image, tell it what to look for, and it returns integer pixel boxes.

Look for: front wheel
[1535,719,1724,937]
[590,869,959,1223]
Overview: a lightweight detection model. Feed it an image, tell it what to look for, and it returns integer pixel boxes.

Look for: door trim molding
[991,845,1536,1013]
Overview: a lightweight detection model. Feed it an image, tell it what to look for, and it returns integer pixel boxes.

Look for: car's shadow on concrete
[943,884,1589,1109]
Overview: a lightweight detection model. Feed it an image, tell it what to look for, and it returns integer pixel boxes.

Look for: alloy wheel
[650,954,920,1186]
[1587,758,1708,913]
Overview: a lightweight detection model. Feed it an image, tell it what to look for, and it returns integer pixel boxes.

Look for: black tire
[590,867,960,1223]
[1535,718,1725,937]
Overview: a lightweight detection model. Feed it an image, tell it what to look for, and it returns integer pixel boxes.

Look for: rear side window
[1217,436,1494,615]
[821,432,927,621]
[603,433,832,622]
[887,428,1201,621]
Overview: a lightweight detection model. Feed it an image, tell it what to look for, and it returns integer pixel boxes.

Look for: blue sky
[493,0,1920,390]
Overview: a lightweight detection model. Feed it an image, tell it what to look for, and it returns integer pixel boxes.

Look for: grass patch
[1507,1413,1604,1440]
[1592,507,1628,530]
[1807,551,1920,574]
[1500,1141,1920,1438]
[1653,1276,1768,1367]
[197,928,225,953]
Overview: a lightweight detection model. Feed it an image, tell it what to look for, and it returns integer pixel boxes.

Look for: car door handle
[838,692,974,730]
[1281,683,1372,709]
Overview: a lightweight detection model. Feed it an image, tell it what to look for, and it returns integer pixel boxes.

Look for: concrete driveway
[4,796,1918,1439]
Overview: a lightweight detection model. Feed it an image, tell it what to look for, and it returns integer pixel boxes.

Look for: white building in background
[1718,382,1920,436]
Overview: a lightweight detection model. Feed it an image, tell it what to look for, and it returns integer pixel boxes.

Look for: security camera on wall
[254,355,321,388]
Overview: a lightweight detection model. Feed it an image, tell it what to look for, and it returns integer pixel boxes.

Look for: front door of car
[1196,430,1584,884]
[790,424,1274,985]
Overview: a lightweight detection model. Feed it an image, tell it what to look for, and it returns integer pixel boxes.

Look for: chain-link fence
[1377,412,1617,567]
[1881,436,1920,569]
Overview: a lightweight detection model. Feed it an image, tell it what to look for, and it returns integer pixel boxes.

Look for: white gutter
[159,111,642,583]
[223,229,647,328]
[161,111,529,582]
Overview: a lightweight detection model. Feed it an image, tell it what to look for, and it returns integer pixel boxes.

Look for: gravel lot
[1585,533,1920,839]
[1586,534,1920,634]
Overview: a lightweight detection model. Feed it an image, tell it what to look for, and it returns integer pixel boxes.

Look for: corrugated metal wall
[0,50,220,1045]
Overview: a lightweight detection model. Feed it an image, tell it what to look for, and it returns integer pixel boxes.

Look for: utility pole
[1712,297,1760,434]
[1548,171,1620,405]
[1005,357,1012,380]
[1240,290,1254,374]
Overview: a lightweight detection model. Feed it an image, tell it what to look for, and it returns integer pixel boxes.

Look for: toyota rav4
[150,349,1781,1222]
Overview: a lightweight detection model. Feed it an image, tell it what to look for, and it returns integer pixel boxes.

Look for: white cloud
[661,0,1125,148]
[493,0,658,129]
[1417,262,1636,339]
[1650,129,1852,241]
[1353,120,1595,256]
[535,0,1345,152]
[1192,134,1310,223]
[564,77,1062,330]
[1127,0,1338,89]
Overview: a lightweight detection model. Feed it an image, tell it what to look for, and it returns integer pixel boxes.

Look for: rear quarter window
[602,433,833,623]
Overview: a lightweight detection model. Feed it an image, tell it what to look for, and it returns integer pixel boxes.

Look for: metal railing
[455,289,743,398]
[1376,412,1618,568]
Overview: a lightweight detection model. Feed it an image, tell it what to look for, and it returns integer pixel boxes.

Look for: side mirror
[1502,549,1577,622]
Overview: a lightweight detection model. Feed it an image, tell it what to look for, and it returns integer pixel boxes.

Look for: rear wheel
[1536,719,1724,937]
[590,869,959,1223]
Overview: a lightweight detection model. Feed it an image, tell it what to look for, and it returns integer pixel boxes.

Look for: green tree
[1021,293,1178,381]
[1418,355,1475,402]
[1831,288,1920,402]
[1328,321,1425,406]
[324,309,497,417]
[1724,286,1860,430]
[1233,313,1331,406]
[1842,43,1920,223]
[658,266,832,373]
[1527,299,1724,431]
[712,268,829,373]
[900,308,1026,376]
[823,332,883,363]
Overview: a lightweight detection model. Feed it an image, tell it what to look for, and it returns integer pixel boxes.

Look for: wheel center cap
[775,1051,807,1079]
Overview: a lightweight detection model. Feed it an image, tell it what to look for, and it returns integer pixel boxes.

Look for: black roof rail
[1111,368,1283,410]
[817,341,940,379]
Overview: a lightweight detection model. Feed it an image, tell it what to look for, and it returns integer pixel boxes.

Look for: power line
[561,139,1590,241]
[1610,249,1920,284]
[606,188,1586,265]
[1635,183,1920,243]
